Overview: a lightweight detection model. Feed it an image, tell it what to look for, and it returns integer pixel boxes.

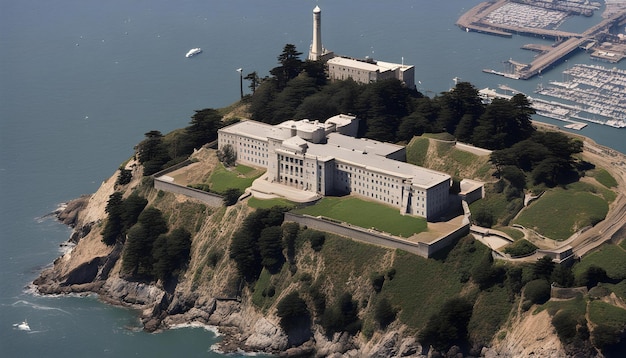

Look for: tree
[276,292,310,332]
[244,71,260,94]
[533,256,555,281]
[577,265,609,289]
[152,228,192,281]
[102,192,125,245]
[186,108,223,149]
[524,279,551,305]
[270,44,303,89]
[136,130,171,176]
[321,292,361,336]
[418,297,473,352]
[222,187,242,206]
[258,226,285,273]
[374,297,397,329]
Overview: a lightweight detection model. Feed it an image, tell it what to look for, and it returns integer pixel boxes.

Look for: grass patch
[247,197,295,209]
[292,196,427,237]
[537,293,587,317]
[588,301,626,328]
[591,168,618,188]
[422,132,455,141]
[513,185,609,241]
[208,164,264,193]
[318,234,389,299]
[495,226,524,240]
[252,268,274,309]
[468,285,513,345]
[384,236,493,329]
[406,137,430,167]
[606,280,626,300]
[573,244,626,280]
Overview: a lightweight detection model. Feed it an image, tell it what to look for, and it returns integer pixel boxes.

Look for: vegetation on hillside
[95,43,626,356]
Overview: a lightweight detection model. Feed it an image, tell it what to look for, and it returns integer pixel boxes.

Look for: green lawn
[208,164,264,193]
[406,137,429,166]
[383,236,493,329]
[247,196,295,209]
[292,196,427,237]
[588,301,626,328]
[573,244,626,280]
[591,168,618,188]
[513,184,609,241]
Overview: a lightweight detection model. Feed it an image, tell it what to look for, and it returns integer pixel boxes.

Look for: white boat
[15,320,30,331]
[185,48,202,58]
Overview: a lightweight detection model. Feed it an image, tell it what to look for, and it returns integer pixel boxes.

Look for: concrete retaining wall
[284,212,469,258]
[154,176,224,207]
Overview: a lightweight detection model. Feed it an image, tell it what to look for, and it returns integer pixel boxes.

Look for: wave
[11,299,72,315]
[169,321,221,336]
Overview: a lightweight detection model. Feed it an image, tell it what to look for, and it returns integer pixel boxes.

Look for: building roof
[306,135,450,189]
[325,132,403,158]
[327,57,383,72]
[219,120,292,141]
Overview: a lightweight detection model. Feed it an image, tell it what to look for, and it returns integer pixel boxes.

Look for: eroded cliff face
[33,154,575,357]
[32,155,434,356]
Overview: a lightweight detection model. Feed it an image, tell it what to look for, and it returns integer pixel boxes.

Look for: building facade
[218,115,452,220]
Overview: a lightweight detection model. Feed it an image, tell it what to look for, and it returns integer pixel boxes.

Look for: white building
[327,57,416,89]
[218,115,452,220]
[307,6,415,89]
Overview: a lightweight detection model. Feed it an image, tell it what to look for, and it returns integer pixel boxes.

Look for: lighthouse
[308,6,323,61]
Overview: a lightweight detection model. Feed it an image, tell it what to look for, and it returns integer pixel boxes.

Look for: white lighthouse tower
[308,6,323,61]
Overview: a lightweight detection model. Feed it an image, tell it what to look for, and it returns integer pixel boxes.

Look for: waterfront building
[307,6,415,88]
[218,115,454,220]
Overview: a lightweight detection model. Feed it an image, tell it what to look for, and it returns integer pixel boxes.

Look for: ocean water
[1,1,624,356]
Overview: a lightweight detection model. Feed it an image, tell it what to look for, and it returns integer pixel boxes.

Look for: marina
[536,64,626,128]
[457,0,626,80]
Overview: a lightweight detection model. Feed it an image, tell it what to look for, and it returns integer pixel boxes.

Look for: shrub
[116,168,133,185]
[371,273,385,293]
[222,188,243,206]
[374,297,397,329]
[418,297,473,352]
[276,292,310,332]
[306,230,325,251]
[524,279,551,305]
[503,239,537,257]
[552,310,579,344]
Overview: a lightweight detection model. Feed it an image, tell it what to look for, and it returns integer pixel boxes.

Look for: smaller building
[327,56,416,89]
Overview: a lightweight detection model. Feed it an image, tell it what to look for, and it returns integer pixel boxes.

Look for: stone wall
[284,213,469,258]
[154,176,224,207]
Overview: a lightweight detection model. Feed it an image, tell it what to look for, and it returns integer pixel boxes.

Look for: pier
[457,1,626,80]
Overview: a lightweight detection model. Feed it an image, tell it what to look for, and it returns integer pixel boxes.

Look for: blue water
[1,1,624,356]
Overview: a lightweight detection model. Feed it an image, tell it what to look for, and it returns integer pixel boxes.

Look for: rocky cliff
[35,148,605,357]
[33,154,432,357]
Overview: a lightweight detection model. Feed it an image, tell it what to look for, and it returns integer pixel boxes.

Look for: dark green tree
[270,44,303,89]
[136,130,171,176]
[186,108,223,149]
[374,297,397,329]
[152,228,192,281]
[524,279,551,305]
[244,71,260,94]
[418,297,473,352]
[258,226,285,273]
[276,292,310,332]
[533,256,555,281]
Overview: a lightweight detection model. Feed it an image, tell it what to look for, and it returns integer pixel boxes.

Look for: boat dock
[535,64,626,128]
[458,1,626,80]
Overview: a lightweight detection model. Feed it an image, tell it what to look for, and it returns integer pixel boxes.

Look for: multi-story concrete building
[218,115,452,220]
